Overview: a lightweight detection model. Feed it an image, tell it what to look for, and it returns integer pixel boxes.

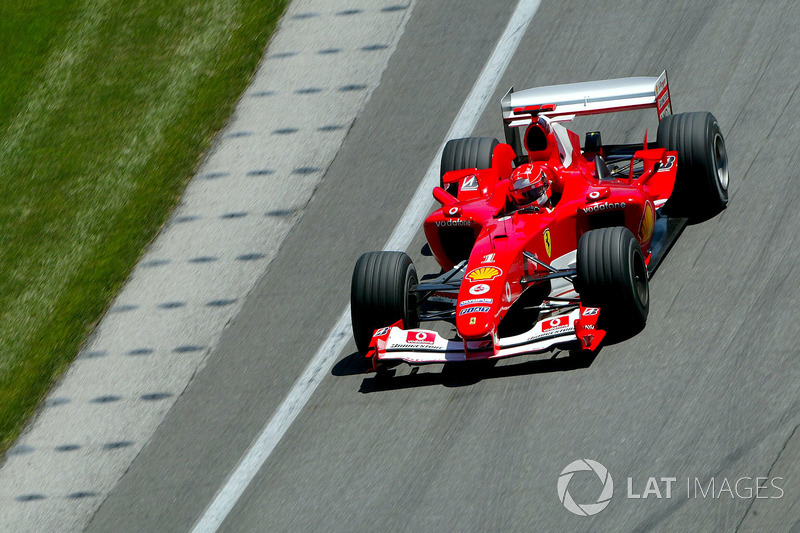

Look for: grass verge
[0,0,288,452]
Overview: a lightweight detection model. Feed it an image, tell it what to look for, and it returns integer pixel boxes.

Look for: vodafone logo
[469,284,490,295]
[581,201,626,214]
[558,459,613,516]
[405,331,435,344]
[588,191,601,200]
[435,219,471,227]
[542,316,570,331]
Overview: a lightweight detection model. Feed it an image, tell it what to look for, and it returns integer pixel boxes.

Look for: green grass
[0,0,288,452]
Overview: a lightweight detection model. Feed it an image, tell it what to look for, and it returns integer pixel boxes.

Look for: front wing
[367,307,605,368]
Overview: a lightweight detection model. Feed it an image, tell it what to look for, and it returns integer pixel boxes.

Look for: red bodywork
[362,72,683,368]
[418,119,676,357]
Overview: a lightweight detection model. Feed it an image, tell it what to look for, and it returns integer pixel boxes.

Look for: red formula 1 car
[351,71,729,370]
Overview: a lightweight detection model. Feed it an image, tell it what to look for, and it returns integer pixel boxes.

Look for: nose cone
[456,311,494,340]
[457,265,503,340]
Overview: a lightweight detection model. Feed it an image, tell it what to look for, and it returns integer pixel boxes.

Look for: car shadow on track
[332,348,601,393]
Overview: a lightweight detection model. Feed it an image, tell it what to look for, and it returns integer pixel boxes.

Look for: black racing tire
[657,112,729,220]
[575,227,649,339]
[440,137,498,194]
[351,251,419,354]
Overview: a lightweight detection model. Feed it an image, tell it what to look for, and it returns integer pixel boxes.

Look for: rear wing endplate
[501,70,672,128]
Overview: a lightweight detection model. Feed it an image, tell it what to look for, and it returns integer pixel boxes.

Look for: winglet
[574,306,605,351]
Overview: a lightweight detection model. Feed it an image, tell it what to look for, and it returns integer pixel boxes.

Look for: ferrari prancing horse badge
[543,228,552,257]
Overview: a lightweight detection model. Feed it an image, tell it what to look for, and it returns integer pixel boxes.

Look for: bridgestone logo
[435,220,472,227]
[391,344,436,350]
[582,202,626,214]
[658,91,670,110]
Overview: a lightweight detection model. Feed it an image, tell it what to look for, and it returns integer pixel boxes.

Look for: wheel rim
[404,269,419,329]
[632,249,648,307]
[713,133,729,191]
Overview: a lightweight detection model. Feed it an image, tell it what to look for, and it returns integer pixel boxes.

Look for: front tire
[440,137,498,195]
[575,227,649,339]
[351,251,419,354]
[657,111,729,219]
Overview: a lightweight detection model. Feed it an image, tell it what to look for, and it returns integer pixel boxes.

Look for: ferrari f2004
[351,72,729,370]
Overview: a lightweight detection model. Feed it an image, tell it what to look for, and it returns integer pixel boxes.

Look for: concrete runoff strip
[0,1,414,532]
[190,1,541,531]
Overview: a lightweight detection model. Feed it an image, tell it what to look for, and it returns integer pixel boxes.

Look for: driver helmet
[510,162,552,207]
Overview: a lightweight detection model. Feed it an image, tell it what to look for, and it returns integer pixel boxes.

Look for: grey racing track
[89,0,800,531]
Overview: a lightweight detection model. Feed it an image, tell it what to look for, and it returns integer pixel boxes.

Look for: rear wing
[501,71,672,160]
[502,71,672,126]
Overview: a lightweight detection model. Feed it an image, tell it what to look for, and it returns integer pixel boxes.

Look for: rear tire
[657,112,729,219]
[440,137,498,195]
[575,227,649,339]
[351,251,419,354]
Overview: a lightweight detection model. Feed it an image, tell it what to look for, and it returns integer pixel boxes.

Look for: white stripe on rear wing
[501,70,672,126]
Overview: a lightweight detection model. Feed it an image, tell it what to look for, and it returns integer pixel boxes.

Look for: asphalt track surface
[88,0,800,531]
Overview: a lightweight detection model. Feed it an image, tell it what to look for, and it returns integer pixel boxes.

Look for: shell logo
[465,266,503,282]
[640,201,655,242]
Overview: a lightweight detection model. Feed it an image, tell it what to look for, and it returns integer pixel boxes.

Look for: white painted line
[191,1,541,531]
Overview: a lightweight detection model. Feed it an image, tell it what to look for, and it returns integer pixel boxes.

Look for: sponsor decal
[542,316,570,331]
[405,331,436,344]
[469,317,477,325]
[543,228,552,258]
[372,327,390,337]
[469,284,490,295]
[436,219,472,228]
[390,343,439,350]
[657,91,671,113]
[482,253,495,263]
[446,206,461,217]
[459,306,491,315]
[586,188,610,202]
[465,266,503,282]
[505,282,512,303]
[640,201,655,242]
[558,460,613,516]
[460,175,479,192]
[656,74,668,95]
[582,307,599,316]
[581,201,627,214]
[459,298,492,306]
[584,324,595,330]
[657,155,675,172]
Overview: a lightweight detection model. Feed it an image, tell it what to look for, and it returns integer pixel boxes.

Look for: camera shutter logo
[557,459,613,516]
